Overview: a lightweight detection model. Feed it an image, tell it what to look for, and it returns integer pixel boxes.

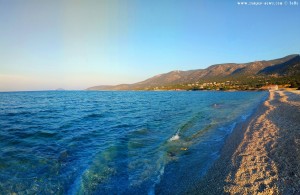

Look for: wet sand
[188,90,300,194]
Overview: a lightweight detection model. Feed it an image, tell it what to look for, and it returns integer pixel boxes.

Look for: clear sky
[0,0,299,91]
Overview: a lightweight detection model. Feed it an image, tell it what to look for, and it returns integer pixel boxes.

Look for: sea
[0,91,268,194]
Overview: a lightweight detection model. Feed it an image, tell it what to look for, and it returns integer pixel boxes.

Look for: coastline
[188,90,300,194]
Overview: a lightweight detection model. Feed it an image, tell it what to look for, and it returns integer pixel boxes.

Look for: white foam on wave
[169,134,180,141]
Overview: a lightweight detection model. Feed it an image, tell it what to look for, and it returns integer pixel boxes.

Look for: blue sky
[0,0,299,91]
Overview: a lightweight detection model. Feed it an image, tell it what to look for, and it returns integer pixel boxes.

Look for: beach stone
[258,183,267,192]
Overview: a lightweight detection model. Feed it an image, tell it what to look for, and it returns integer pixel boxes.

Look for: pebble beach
[188,90,300,194]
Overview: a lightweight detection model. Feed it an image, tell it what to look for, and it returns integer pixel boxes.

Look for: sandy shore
[188,90,300,194]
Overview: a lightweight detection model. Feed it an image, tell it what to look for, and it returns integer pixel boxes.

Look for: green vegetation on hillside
[137,75,300,91]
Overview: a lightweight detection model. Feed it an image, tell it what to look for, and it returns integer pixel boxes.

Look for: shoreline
[188,90,300,194]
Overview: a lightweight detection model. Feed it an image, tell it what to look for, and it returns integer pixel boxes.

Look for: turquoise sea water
[0,91,267,194]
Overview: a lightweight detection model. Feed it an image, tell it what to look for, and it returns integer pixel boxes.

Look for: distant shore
[85,87,300,92]
[188,90,300,194]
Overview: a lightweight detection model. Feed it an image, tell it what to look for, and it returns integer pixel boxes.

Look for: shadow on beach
[267,91,300,194]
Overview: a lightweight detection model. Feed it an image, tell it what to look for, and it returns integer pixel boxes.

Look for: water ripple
[0,91,267,194]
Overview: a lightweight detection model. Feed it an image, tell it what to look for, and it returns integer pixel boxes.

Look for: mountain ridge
[87,54,300,90]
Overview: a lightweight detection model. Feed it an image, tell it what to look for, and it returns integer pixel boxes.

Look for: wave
[35,130,58,138]
[148,164,165,195]
[169,134,180,141]
[168,112,206,142]
[4,111,32,117]
[68,145,119,194]
[187,124,213,141]
[83,113,103,119]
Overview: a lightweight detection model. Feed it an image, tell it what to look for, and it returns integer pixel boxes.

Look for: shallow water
[0,91,267,194]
